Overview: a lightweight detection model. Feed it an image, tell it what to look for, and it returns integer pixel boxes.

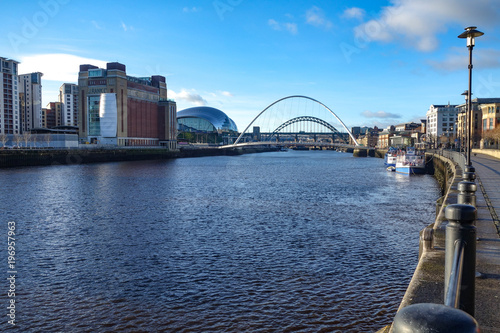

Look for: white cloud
[284,23,298,35]
[362,110,401,119]
[121,21,134,32]
[305,6,333,30]
[268,19,298,35]
[429,48,500,71]
[169,89,207,106]
[268,19,280,31]
[183,7,201,13]
[91,20,102,30]
[220,91,233,97]
[342,7,366,21]
[18,54,107,81]
[354,0,500,52]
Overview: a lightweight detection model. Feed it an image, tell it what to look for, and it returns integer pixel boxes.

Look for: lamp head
[461,90,470,101]
[458,26,484,47]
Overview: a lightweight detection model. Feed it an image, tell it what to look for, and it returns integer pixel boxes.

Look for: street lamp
[460,90,470,155]
[458,26,484,167]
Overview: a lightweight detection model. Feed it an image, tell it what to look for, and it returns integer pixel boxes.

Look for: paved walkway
[470,153,500,332]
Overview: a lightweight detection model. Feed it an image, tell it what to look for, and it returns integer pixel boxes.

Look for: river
[0,150,440,332]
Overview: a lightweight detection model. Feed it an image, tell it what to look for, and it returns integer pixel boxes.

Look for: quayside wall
[0,147,277,168]
[376,152,460,333]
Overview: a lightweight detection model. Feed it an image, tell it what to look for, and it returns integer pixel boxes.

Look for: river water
[1,150,440,332]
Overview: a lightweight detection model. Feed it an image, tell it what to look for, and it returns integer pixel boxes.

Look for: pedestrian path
[470,153,500,332]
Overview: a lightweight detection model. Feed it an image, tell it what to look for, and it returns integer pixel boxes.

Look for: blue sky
[3,0,500,131]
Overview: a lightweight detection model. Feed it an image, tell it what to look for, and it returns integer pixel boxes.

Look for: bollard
[465,166,475,173]
[463,166,476,182]
[444,204,477,316]
[393,303,479,333]
[462,172,476,182]
[457,181,477,207]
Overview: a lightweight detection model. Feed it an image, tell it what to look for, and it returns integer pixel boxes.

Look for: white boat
[395,147,426,175]
[384,147,397,167]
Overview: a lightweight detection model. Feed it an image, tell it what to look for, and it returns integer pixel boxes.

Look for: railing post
[393,303,479,332]
[457,181,477,207]
[463,166,476,182]
[444,204,477,316]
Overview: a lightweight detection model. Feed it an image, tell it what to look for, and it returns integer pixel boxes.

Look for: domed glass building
[177,106,238,133]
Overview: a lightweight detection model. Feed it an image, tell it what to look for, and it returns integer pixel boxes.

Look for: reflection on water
[0,151,440,332]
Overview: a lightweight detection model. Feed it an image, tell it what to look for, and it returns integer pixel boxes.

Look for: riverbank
[0,146,279,168]
[378,151,500,332]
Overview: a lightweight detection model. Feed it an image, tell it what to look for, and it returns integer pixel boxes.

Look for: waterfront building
[177,106,238,144]
[426,104,458,148]
[0,57,20,135]
[356,128,379,147]
[78,62,177,149]
[377,126,395,148]
[394,122,420,132]
[481,102,500,131]
[480,101,500,148]
[456,98,500,149]
[43,102,63,128]
[18,72,43,133]
[59,83,78,126]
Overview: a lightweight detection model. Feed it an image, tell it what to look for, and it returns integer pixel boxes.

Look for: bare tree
[486,127,500,149]
[22,132,31,149]
[31,135,38,149]
[0,133,7,148]
[44,133,52,148]
[13,134,22,148]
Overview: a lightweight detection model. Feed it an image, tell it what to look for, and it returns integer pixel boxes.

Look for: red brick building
[78,62,177,149]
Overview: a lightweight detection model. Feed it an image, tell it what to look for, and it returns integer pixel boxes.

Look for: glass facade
[89,69,106,78]
[178,117,216,132]
[177,107,238,133]
[88,96,101,136]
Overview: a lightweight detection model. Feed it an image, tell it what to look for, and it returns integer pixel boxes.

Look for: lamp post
[458,26,484,168]
[460,90,470,156]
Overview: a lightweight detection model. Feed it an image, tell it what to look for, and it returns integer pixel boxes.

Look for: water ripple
[0,151,440,332]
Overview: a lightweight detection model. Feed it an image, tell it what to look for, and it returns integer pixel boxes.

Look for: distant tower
[19,72,43,132]
[0,57,20,134]
[59,83,79,126]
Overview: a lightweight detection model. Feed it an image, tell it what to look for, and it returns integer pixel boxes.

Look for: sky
[2,0,500,131]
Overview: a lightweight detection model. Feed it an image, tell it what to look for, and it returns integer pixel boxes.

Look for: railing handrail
[445,240,465,308]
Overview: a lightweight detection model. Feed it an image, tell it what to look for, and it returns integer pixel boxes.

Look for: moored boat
[395,147,426,175]
[384,147,397,167]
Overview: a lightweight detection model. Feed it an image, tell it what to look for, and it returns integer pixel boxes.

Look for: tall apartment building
[59,83,78,126]
[78,62,177,149]
[0,57,20,135]
[426,104,457,147]
[42,102,62,128]
[19,72,43,132]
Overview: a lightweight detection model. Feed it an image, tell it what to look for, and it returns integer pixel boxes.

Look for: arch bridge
[226,95,359,147]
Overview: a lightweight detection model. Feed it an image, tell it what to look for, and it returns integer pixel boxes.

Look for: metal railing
[444,240,465,309]
[392,150,480,333]
[393,204,479,332]
[432,148,467,172]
